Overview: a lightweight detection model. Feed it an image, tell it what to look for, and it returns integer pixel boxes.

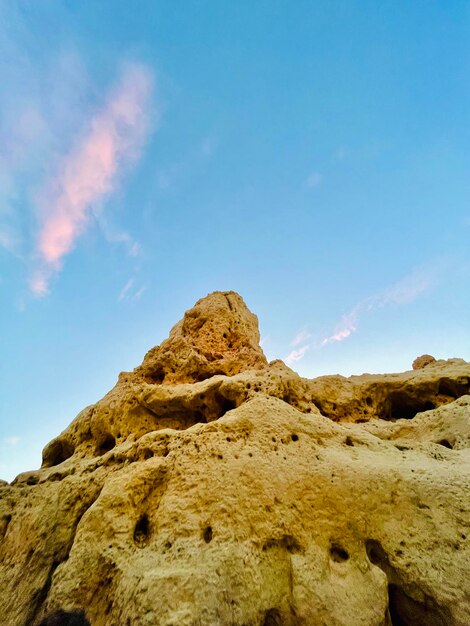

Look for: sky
[1,1,469,481]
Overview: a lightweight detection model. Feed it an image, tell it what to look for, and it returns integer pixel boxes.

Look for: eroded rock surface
[1,291,469,626]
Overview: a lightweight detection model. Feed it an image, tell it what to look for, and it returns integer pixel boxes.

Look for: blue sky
[1,1,469,481]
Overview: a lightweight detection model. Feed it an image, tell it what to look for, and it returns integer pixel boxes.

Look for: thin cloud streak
[31,62,154,295]
[119,278,135,301]
[3,436,21,446]
[118,278,147,302]
[285,345,309,365]
[320,268,435,346]
[285,267,437,363]
[290,329,313,347]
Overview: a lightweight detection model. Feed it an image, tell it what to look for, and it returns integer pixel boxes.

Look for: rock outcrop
[412,354,437,370]
[1,291,469,626]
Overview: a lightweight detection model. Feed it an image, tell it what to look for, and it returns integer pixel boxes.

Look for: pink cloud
[290,328,313,347]
[321,313,357,346]
[318,268,435,348]
[31,62,153,295]
[29,270,49,297]
[285,345,310,365]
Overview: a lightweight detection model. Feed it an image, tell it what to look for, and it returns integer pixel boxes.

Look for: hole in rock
[388,584,447,626]
[345,436,354,447]
[196,370,225,382]
[203,526,213,543]
[263,535,302,554]
[42,439,75,468]
[217,395,237,416]
[149,370,165,384]
[386,393,435,420]
[366,539,388,566]
[1,514,12,538]
[95,434,116,456]
[366,396,373,406]
[291,434,299,442]
[437,439,453,449]
[330,544,349,562]
[438,378,469,399]
[134,514,150,547]
[38,609,90,626]
[263,608,282,626]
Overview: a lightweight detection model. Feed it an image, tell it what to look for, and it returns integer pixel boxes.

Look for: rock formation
[412,354,437,370]
[1,291,469,626]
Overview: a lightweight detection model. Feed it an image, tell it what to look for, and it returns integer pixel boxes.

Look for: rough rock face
[1,291,469,626]
[412,354,437,370]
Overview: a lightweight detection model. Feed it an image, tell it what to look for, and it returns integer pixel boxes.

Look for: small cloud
[118,278,146,302]
[133,285,147,300]
[129,241,141,257]
[96,217,142,257]
[290,328,313,347]
[305,171,322,189]
[119,278,134,301]
[30,270,50,297]
[321,320,356,346]
[4,436,21,446]
[285,345,309,365]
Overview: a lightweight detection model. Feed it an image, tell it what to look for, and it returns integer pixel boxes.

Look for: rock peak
[133,291,268,384]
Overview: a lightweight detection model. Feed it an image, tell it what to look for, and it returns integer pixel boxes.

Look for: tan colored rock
[132,290,268,385]
[1,292,469,626]
[412,354,437,370]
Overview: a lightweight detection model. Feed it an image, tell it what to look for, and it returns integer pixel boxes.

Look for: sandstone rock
[412,354,437,370]
[1,291,469,626]
[132,291,268,385]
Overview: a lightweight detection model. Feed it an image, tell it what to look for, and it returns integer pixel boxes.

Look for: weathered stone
[413,354,437,370]
[1,291,469,626]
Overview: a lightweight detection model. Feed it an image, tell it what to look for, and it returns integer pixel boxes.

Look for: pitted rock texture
[1,291,469,626]
[412,354,437,370]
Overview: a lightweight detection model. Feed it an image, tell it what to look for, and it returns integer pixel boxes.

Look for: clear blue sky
[1,1,469,481]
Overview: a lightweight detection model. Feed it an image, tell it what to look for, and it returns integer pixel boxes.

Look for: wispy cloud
[290,328,313,347]
[30,62,154,296]
[285,345,310,365]
[118,277,147,302]
[305,171,322,189]
[3,436,21,446]
[284,266,437,364]
[320,268,434,346]
[94,214,142,257]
